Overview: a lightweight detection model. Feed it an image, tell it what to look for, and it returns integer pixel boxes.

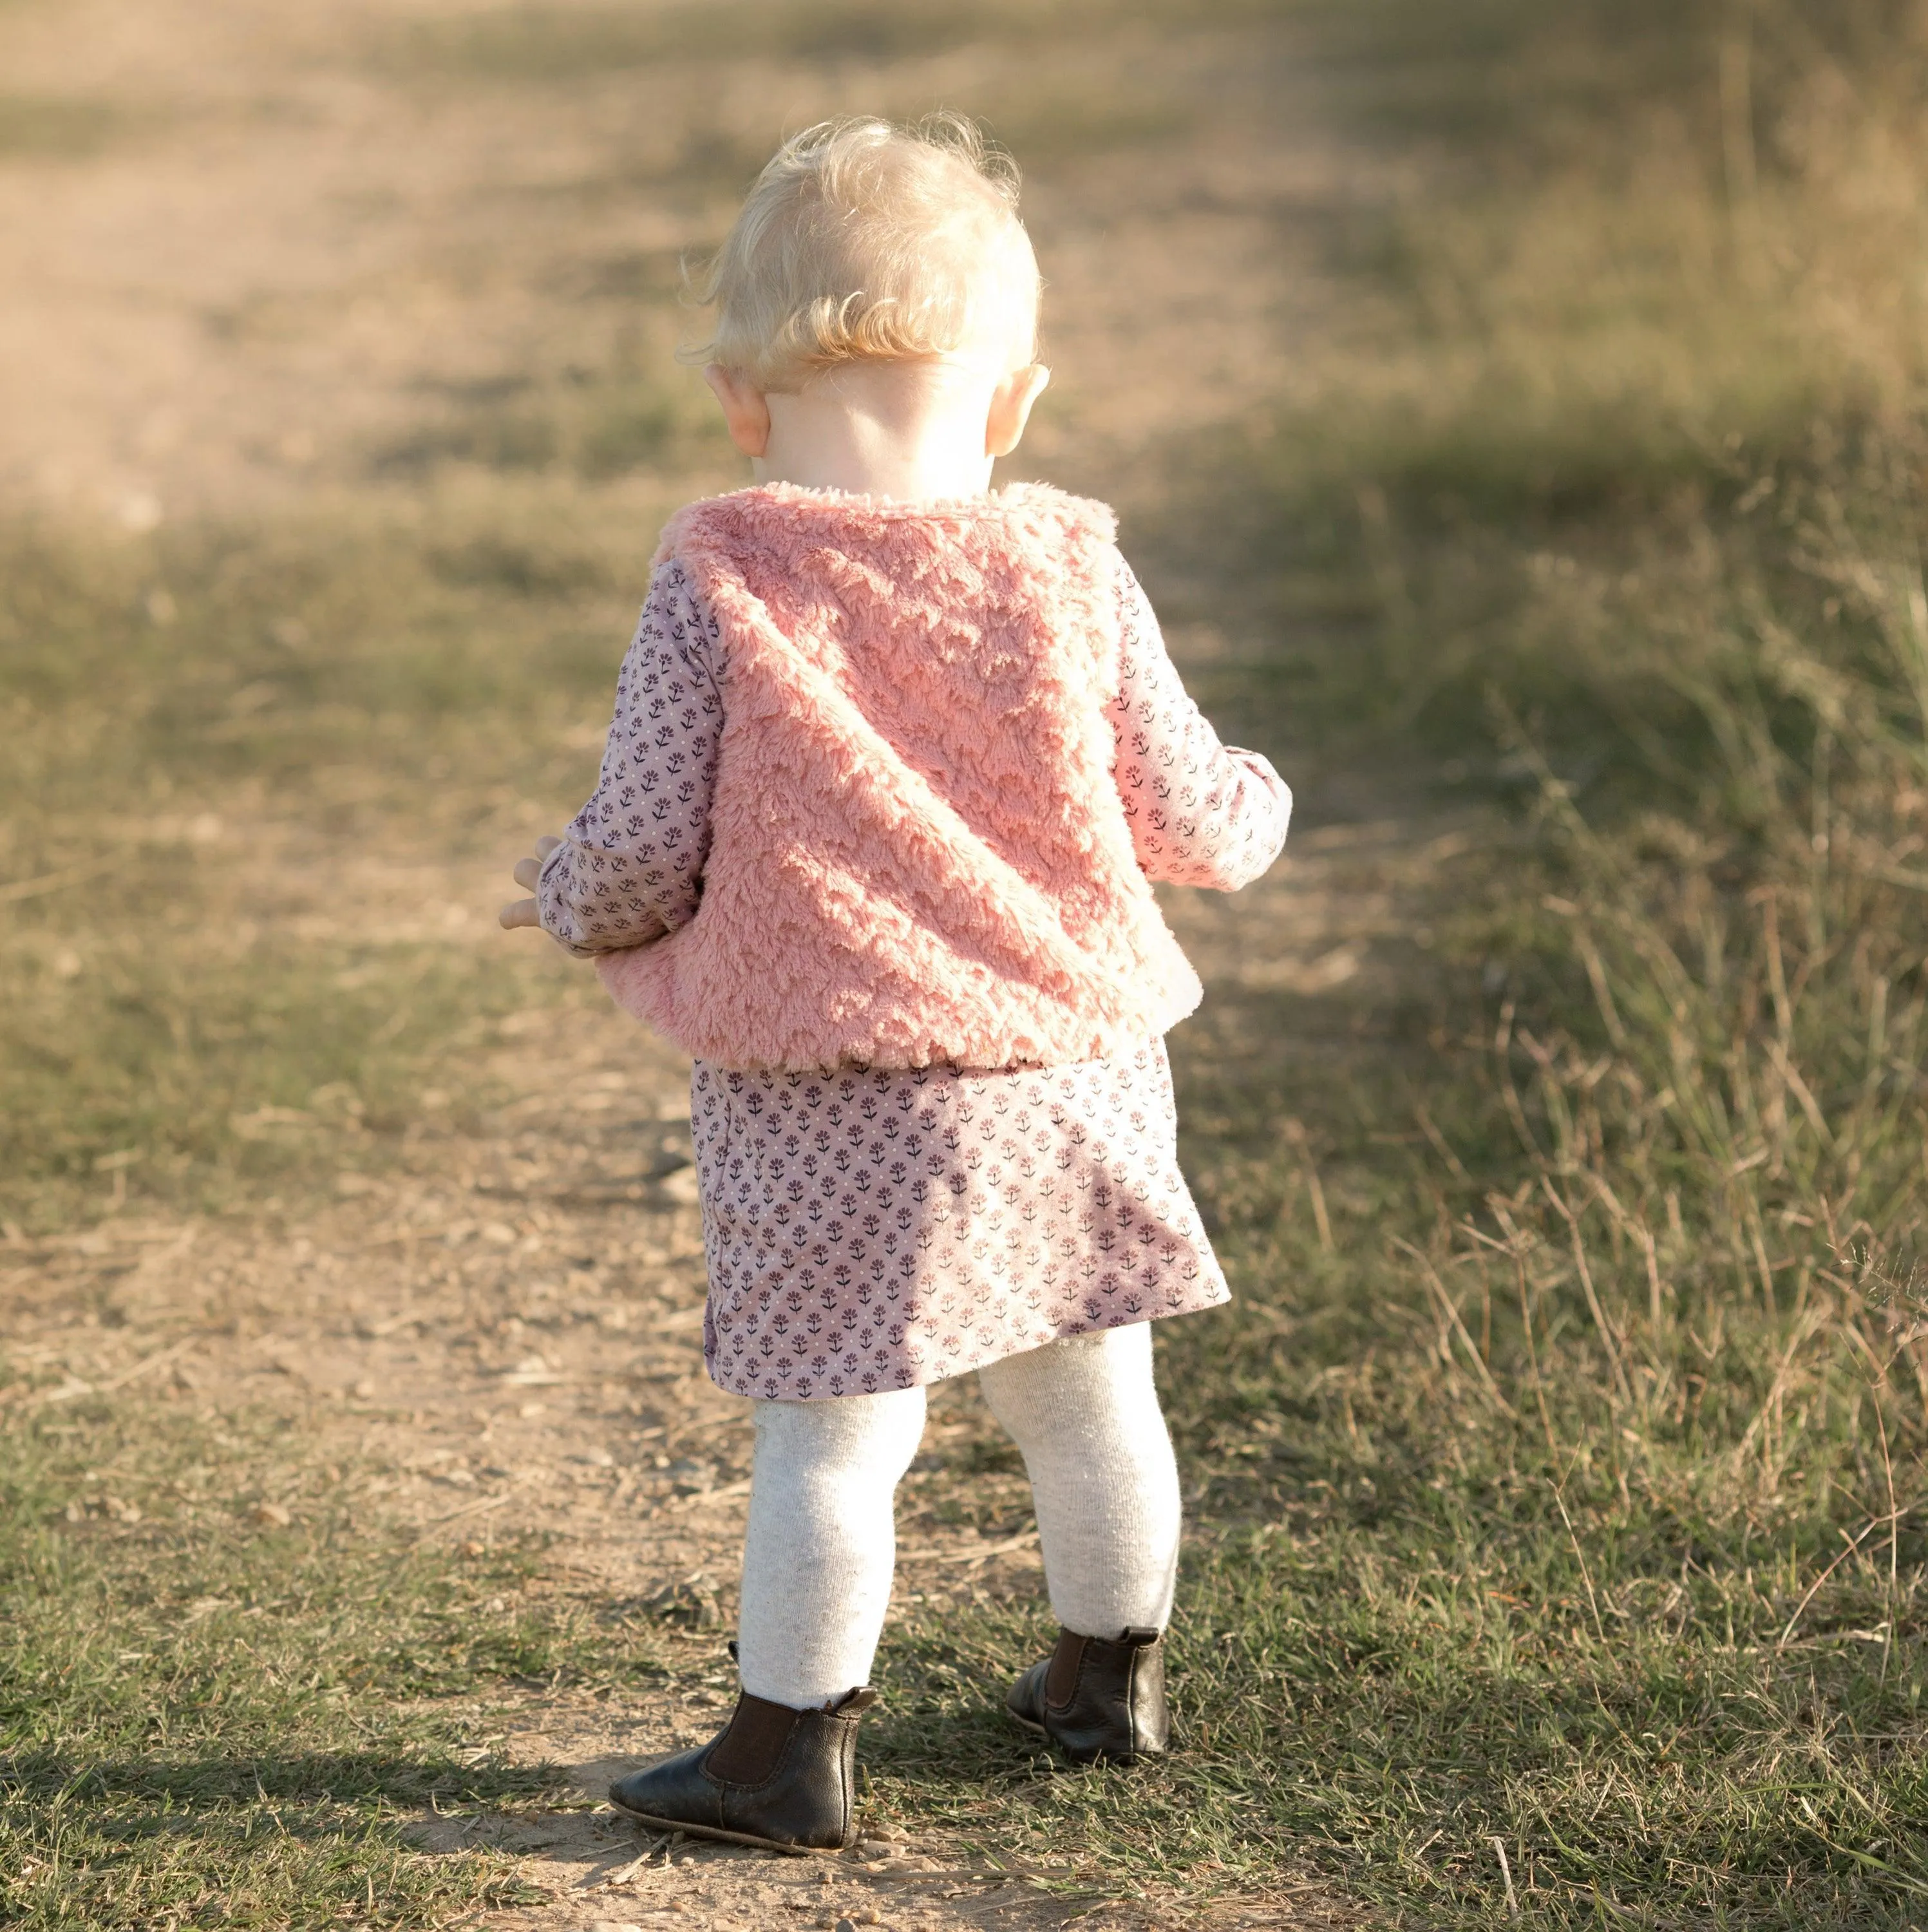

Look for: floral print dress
[539,559,1290,1401]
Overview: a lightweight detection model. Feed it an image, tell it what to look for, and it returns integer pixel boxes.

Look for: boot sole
[607,1793,842,1857]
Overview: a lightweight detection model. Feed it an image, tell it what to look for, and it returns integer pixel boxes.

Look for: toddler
[500,115,1289,1853]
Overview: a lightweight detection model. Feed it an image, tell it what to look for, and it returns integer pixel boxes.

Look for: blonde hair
[689,115,1040,392]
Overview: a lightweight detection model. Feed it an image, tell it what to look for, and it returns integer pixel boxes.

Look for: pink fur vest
[596,481,1203,1072]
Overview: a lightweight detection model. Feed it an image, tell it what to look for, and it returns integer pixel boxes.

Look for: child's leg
[976,1323,1180,1636]
[736,1385,928,1707]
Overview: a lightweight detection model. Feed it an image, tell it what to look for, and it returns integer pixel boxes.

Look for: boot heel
[1006,1627,1167,1765]
[610,1685,874,1853]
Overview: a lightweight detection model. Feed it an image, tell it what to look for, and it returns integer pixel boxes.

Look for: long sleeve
[1110,564,1291,888]
[536,561,726,957]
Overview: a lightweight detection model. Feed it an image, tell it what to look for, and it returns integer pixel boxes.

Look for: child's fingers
[498,897,541,930]
[510,839,562,891]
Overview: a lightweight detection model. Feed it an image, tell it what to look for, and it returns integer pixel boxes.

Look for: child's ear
[704,365,772,458]
[986,363,1051,459]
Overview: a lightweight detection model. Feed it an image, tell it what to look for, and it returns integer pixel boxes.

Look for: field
[3,1,1927,1927]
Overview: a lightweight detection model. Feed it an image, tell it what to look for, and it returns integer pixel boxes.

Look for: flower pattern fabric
[540,556,1290,1399]
[538,562,723,957]
[693,1039,1217,1399]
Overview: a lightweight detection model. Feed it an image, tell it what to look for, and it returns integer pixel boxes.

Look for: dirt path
[2,3,1430,1925]
[0,0,1365,522]
[2,824,1456,1931]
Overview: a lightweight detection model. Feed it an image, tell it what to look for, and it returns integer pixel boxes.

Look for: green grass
[0,498,677,1227]
[373,366,731,483]
[0,1399,674,1929]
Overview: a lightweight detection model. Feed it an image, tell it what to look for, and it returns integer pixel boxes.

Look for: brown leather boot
[1007,1627,1168,1764]
[608,1685,873,1853]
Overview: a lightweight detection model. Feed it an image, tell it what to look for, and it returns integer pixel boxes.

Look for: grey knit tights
[734,1323,1182,1710]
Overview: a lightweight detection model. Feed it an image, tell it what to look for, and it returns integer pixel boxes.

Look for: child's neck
[753,359,997,503]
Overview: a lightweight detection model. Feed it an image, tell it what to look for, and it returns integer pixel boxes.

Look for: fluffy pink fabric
[595,481,1204,1072]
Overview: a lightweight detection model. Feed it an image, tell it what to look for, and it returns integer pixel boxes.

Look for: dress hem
[702,1283,1232,1403]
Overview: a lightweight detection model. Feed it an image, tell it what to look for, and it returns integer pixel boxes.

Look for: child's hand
[498,835,563,931]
